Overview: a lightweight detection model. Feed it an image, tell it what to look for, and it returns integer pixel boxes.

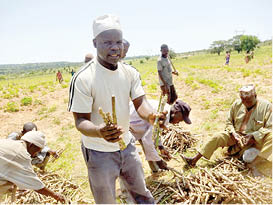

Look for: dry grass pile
[161,125,198,154]
[4,170,92,204]
[148,157,272,204]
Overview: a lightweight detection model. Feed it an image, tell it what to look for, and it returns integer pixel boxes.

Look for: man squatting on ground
[7,122,59,171]
[0,131,65,203]
[68,14,167,204]
[157,44,178,105]
[120,39,192,171]
[182,84,272,175]
[129,99,192,172]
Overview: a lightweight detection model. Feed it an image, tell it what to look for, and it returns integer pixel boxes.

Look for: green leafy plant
[5,102,19,112]
[21,96,32,106]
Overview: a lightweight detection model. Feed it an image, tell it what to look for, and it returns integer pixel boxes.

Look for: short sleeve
[157,60,163,71]
[68,74,93,113]
[130,69,145,100]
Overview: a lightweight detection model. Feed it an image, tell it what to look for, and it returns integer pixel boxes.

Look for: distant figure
[245,50,254,64]
[7,122,59,171]
[225,51,230,65]
[70,69,75,76]
[84,53,94,63]
[157,44,178,104]
[121,39,130,59]
[56,70,63,83]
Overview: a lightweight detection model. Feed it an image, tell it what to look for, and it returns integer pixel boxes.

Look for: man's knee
[211,131,233,147]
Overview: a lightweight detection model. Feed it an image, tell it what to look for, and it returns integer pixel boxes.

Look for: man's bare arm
[132,95,167,126]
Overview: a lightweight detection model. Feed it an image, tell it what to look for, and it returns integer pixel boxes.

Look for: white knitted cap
[239,84,256,97]
[93,14,122,38]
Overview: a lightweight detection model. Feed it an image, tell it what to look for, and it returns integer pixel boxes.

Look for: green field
[0,44,271,203]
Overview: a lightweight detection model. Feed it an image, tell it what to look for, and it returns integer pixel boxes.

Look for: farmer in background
[70,69,75,76]
[84,53,94,63]
[130,99,192,172]
[68,14,167,204]
[225,51,230,65]
[181,84,272,176]
[0,131,65,203]
[56,70,63,83]
[121,39,130,59]
[157,44,178,105]
[7,122,59,171]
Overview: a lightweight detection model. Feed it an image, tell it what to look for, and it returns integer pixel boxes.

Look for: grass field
[0,44,271,203]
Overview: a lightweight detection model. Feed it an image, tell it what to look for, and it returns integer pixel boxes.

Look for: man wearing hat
[157,44,178,105]
[68,14,166,203]
[0,131,65,203]
[129,99,192,172]
[181,85,271,174]
[7,122,59,171]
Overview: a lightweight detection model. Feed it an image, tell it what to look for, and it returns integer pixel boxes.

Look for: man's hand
[231,132,241,143]
[53,193,66,203]
[156,160,169,170]
[159,147,172,161]
[148,111,168,129]
[242,134,255,146]
[172,71,179,76]
[49,150,59,159]
[97,123,124,143]
[161,84,169,95]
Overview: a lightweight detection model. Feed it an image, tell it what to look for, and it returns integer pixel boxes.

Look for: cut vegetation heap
[148,157,272,204]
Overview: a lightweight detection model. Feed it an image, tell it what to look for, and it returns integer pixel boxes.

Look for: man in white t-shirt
[68,14,166,204]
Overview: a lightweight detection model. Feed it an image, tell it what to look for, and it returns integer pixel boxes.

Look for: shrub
[21,97,32,106]
[34,99,43,105]
[61,84,68,88]
[5,102,19,112]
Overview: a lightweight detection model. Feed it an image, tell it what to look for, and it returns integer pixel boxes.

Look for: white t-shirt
[68,58,145,152]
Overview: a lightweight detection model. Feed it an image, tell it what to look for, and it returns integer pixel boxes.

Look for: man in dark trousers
[68,14,167,204]
[157,44,178,104]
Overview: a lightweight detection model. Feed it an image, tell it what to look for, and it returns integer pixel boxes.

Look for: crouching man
[0,131,65,203]
[130,99,192,172]
[182,85,271,176]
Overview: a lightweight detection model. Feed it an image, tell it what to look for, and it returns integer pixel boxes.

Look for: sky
[0,0,271,64]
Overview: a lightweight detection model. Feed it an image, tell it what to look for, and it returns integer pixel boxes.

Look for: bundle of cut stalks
[161,125,198,154]
[4,170,93,204]
[148,157,272,204]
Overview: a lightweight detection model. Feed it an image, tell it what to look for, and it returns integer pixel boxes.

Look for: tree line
[210,35,262,55]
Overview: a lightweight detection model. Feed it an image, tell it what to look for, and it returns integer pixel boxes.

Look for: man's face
[170,111,183,124]
[161,47,169,57]
[28,144,42,158]
[94,29,123,66]
[240,94,257,108]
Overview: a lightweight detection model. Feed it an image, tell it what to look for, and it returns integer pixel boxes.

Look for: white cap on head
[239,84,256,98]
[21,131,46,148]
[93,14,122,38]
